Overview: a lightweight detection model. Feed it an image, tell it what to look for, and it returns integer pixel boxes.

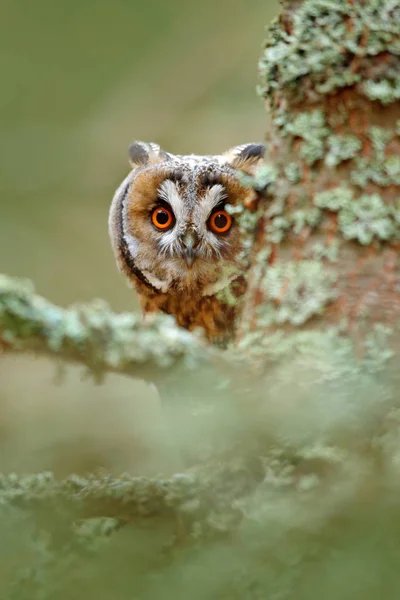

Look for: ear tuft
[128,141,169,168]
[225,143,266,174]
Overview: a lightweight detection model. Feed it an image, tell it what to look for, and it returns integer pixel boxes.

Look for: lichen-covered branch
[0,465,259,526]
[0,274,218,384]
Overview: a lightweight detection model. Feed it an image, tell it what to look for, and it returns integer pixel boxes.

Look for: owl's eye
[151,206,174,230]
[208,209,232,234]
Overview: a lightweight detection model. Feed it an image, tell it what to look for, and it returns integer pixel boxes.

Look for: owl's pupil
[214,213,228,229]
[156,210,169,225]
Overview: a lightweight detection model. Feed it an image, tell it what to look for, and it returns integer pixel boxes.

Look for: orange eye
[151,206,174,230]
[208,210,232,234]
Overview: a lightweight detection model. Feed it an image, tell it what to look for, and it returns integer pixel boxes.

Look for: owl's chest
[139,289,239,344]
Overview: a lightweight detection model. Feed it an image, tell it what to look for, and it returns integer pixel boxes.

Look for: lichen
[306,240,339,262]
[338,193,395,245]
[313,188,398,244]
[255,260,337,327]
[0,274,205,378]
[314,187,354,211]
[228,203,264,268]
[368,127,394,161]
[284,110,330,165]
[258,0,400,104]
[238,163,277,192]
[362,74,400,105]
[265,216,291,243]
[291,207,322,234]
[285,110,330,140]
[349,127,400,188]
[384,156,400,185]
[285,162,302,184]
[325,135,362,168]
[351,157,392,188]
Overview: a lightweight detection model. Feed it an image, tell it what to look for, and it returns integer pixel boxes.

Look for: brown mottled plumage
[108,141,265,345]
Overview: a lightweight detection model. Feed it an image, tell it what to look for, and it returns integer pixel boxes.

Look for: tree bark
[239,0,400,356]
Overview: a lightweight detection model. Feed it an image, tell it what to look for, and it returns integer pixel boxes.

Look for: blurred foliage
[0,0,278,478]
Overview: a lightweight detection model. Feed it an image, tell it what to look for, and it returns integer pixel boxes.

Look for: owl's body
[109,141,264,345]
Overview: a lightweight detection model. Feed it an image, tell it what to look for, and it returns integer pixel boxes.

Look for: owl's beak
[182,230,197,268]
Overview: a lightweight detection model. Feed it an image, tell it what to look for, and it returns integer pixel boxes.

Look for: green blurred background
[0,0,278,477]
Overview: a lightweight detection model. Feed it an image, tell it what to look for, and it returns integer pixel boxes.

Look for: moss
[259,0,400,103]
[338,193,395,245]
[325,135,362,168]
[255,260,337,327]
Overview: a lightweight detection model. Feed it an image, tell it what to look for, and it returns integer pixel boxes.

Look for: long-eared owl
[108,141,265,346]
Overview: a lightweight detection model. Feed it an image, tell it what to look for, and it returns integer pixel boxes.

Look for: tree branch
[0,274,215,384]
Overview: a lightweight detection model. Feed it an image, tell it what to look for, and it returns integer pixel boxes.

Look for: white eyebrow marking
[195,184,227,225]
[157,179,186,223]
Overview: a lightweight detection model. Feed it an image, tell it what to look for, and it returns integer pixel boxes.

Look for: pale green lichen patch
[285,110,330,140]
[350,127,400,187]
[256,260,337,327]
[363,74,400,105]
[368,127,394,161]
[314,188,398,244]
[291,207,322,234]
[325,135,362,168]
[265,216,291,244]
[351,157,393,187]
[238,163,277,192]
[285,162,302,183]
[384,156,400,185]
[314,187,354,211]
[306,240,339,263]
[227,202,264,269]
[258,0,400,103]
[339,193,396,245]
[265,201,321,243]
[284,110,330,165]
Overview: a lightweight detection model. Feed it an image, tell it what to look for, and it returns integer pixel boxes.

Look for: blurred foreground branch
[0,274,218,384]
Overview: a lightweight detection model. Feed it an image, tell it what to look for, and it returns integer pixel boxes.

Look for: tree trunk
[239,0,400,357]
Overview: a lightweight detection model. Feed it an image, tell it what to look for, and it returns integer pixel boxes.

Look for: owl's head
[109,141,265,296]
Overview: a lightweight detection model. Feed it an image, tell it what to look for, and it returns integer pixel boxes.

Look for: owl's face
[109,141,265,297]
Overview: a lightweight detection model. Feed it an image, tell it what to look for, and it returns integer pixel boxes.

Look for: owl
[108,141,265,345]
